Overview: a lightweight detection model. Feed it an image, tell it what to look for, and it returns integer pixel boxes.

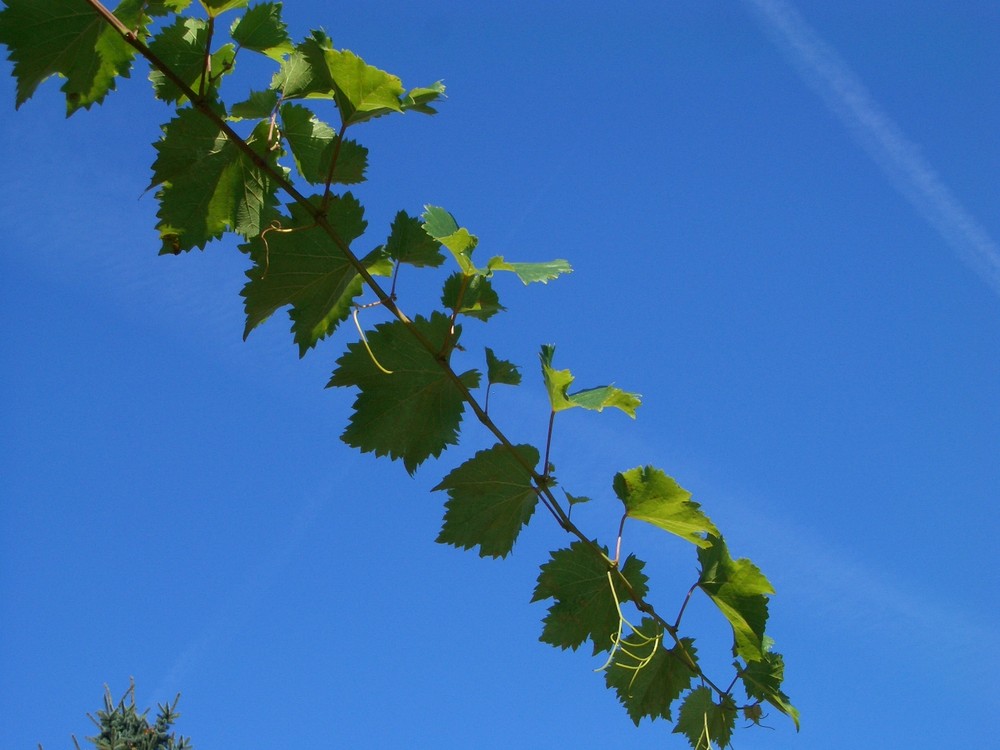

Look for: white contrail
[743,0,1000,297]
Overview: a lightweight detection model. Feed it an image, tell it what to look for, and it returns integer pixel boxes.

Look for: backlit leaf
[241,194,390,355]
[697,535,774,662]
[383,211,444,268]
[614,466,719,547]
[230,1,292,60]
[270,30,334,101]
[325,47,404,126]
[422,205,477,275]
[486,256,572,284]
[441,273,503,321]
[0,0,145,114]
[605,620,697,726]
[434,443,540,558]
[280,103,367,184]
[673,686,737,750]
[532,542,648,654]
[149,109,281,252]
[539,344,640,417]
[148,16,235,104]
[740,649,800,730]
[327,312,480,474]
[485,348,521,387]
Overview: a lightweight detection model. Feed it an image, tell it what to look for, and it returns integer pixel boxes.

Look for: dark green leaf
[605,619,696,726]
[241,194,390,355]
[229,88,279,119]
[486,255,572,284]
[441,273,503,321]
[434,443,540,558]
[740,649,800,729]
[0,0,144,114]
[384,211,444,268]
[280,103,367,184]
[230,1,292,60]
[614,466,719,547]
[485,347,521,387]
[148,16,235,104]
[327,312,480,474]
[149,110,281,252]
[697,535,774,662]
[539,344,641,417]
[532,542,648,654]
[673,687,738,750]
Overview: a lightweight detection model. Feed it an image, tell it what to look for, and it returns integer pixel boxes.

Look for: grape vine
[0,1,799,746]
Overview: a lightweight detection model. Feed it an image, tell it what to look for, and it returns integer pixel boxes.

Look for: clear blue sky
[2,1,998,748]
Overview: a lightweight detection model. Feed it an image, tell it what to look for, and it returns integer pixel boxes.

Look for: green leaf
[485,256,572,284]
[614,466,719,548]
[441,273,503,321]
[422,205,478,275]
[229,88,279,119]
[327,312,481,474]
[383,211,444,268]
[564,490,592,507]
[605,620,696,726]
[697,535,774,662]
[0,0,144,114]
[270,30,334,101]
[200,0,248,16]
[740,650,800,730]
[401,80,445,114]
[324,47,404,126]
[230,1,292,60]
[532,542,648,654]
[673,687,738,750]
[539,344,641,417]
[485,347,521,387]
[150,109,281,252]
[280,103,368,184]
[148,17,235,104]
[241,194,389,355]
[433,443,540,558]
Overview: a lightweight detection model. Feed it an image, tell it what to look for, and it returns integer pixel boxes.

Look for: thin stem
[200,16,214,100]
[321,121,350,212]
[613,512,627,565]
[674,581,699,631]
[542,410,556,480]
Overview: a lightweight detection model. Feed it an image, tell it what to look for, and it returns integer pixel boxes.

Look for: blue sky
[1,1,998,748]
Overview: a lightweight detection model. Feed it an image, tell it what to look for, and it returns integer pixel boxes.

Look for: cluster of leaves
[0,1,798,746]
[71,682,190,750]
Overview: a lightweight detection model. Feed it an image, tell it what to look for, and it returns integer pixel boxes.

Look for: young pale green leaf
[539,344,641,417]
[327,312,481,474]
[532,542,648,655]
[673,687,738,750]
[230,1,292,60]
[564,490,592,507]
[383,211,444,268]
[422,205,478,275]
[148,0,194,14]
[279,104,367,184]
[605,620,697,726]
[401,81,445,114]
[200,0,248,16]
[434,443,540,558]
[241,194,390,355]
[697,535,774,662]
[441,274,503,321]
[325,48,404,126]
[229,88,279,120]
[150,110,281,253]
[485,348,521,387]
[740,650,800,730]
[148,17,235,104]
[0,0,144,114]
[485,256,572,284]
[270,30,334,101]
[614,466,719,547]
